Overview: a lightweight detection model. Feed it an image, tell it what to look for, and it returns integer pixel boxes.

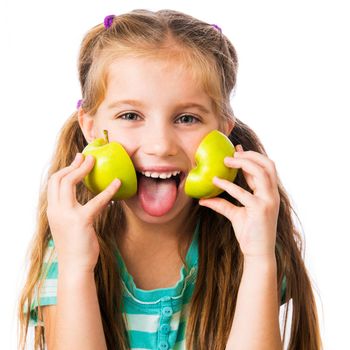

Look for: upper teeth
[141,170,181,179]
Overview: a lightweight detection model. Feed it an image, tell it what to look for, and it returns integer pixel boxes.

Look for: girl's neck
[116,203,197,261]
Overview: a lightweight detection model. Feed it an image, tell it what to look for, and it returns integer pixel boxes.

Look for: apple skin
[184,130,238,199]
[82,136,137,200]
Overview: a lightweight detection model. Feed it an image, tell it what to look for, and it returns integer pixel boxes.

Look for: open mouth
[134,170,188,216]
[136,171,186,188]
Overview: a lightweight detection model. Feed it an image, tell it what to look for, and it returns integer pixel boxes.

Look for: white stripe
[41,279,57,297]
[125,313,160,332]
[43,246,57,263]
[42,278,57,289]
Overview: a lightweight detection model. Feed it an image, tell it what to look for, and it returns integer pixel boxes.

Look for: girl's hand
[46,153,121,272]
[199,145,280,259]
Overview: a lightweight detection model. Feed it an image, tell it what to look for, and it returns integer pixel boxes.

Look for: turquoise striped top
[29,220,287,350]
[29,221,200,350]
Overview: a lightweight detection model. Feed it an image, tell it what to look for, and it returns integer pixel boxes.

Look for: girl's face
[79,56,233,225]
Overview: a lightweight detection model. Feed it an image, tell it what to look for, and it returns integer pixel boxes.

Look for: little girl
[18,9,322,350]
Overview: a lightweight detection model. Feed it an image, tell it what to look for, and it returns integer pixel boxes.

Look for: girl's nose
[141,125,178,157]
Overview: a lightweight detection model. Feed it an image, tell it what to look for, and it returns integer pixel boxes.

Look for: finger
[83,179,121,221]
[60,154,95,206]
[47,153,84,206]
[224,157,272,199]
[233,150,278,185]
[212,176,255,207]
[199,196,239,222]
[236,144,244,152]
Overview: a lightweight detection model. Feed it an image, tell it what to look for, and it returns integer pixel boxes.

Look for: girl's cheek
[124,144,137,157]
[107,128,133,146]
[114,136,138,156]
[187,145,199,167]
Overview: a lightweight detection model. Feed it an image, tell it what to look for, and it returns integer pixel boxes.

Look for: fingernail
[236,144,244,152]
[112,179,121,186]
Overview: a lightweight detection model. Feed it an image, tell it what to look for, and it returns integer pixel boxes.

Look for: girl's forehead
[105,56,206,94]
[99,57,216,116]
[106,55,195,77]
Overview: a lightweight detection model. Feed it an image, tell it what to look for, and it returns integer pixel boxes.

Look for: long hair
[18,9,322,349]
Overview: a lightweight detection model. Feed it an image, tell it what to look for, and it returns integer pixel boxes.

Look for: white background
[1,0,349,348]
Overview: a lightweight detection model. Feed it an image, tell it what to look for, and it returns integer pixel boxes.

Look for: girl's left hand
[199,145,280,259]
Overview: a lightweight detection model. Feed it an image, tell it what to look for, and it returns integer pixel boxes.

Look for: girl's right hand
[46,153,121,272]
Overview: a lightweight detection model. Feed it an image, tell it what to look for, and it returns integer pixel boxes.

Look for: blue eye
[176,114,199,124]
[116,112,199,124]
[118,112,140,121]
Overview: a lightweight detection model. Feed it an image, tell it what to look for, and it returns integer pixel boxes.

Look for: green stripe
[122,275,196,314]
[127,320,187,349]
[42,261,58,279]
[128,330,156,349]
[122,299,191,316]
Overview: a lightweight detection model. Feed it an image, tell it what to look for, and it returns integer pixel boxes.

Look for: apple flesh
[82,130,137,200]
[185,130,238,199]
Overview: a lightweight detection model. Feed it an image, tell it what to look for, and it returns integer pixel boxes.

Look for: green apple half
[82,130,137,200]
[184,130,238,199]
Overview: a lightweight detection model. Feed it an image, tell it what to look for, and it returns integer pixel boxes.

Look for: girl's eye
[116,113,199,124]
[118,112,140,121]
[176,114,200,124]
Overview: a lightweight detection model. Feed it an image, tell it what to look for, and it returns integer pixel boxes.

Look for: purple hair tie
[211,24,222,33]
[104,15,115,29]
[76,99,83,109]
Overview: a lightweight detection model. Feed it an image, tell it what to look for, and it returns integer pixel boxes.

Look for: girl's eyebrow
[107,99,211,114]
[108,99,143,109]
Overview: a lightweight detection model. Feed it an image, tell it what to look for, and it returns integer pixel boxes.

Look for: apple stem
[103,129,109,143]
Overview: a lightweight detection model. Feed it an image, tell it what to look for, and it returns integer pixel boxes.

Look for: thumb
[84,179,121,219]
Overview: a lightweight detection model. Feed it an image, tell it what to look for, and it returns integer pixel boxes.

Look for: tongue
[138,176,178,216]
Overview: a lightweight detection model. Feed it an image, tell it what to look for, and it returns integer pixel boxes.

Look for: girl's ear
[78,109,96,143]
[223,118,235,136]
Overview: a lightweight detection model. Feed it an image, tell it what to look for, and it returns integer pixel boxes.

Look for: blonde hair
[18,9,322,349]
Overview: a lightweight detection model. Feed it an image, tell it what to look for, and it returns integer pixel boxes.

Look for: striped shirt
[29,221,200,350]
[29,220,287,349]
